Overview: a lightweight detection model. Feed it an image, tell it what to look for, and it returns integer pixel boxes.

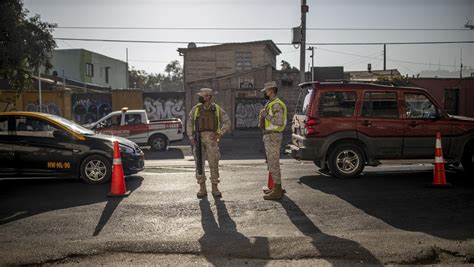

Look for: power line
[54,37,474,46]
[54,26,471,31]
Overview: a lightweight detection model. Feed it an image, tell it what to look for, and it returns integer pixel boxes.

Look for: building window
[444,88,459,115]
[86,63,94,77]
[236,51,252,71]
[105,67,110,83]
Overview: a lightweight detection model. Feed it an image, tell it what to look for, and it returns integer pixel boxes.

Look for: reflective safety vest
[193,103,222,134]
[265,98,287,132]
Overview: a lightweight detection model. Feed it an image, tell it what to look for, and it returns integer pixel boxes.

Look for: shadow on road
[279,195,382,265]
[199,197,269,266]
[299,169,474,241]
[144,148,185,160]
[0,176,143,225]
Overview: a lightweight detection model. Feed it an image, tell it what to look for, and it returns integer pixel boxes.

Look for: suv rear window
[362,92,399,118]
[318,91,357,117]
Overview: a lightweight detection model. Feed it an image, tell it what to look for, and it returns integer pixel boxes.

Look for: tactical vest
[265,98,287,132]
[193,103,221,133]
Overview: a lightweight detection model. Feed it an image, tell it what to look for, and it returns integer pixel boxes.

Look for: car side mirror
[53,130,70,139]
[433,109,442,120]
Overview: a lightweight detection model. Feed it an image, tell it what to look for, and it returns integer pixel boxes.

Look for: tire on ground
[327,143,365,179]
[149,134,169,151]
[80,154,112,184]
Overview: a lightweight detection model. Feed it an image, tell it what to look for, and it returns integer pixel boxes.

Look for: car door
[123,112,147,144]
[0,115,16,177]
[402,92,451,158]
[94,113,123,136]
[357,91,403,158]
[12,115,75,178]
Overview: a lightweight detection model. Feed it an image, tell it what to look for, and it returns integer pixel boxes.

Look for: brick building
[178,40,301,131]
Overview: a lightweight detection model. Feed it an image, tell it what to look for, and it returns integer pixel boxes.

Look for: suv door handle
[361,120,372,127]
[408,121,419,127]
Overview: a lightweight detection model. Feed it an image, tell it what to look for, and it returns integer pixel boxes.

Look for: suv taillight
[305,118,320,136]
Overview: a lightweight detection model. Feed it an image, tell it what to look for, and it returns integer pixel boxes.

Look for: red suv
[286,82,474,178]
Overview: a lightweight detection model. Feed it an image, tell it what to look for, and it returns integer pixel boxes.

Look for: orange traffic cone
[262,172,274,194]
[430,132,451,188]
[108,141,130,197]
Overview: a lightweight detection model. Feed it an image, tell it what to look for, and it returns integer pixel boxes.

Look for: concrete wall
[50,50,82,83]
[50,49,127,89]
[111,89,143,111]
[0,90,72,119]
[183,43,277,83]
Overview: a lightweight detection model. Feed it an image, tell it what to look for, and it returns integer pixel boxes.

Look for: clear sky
[23,0,474,76]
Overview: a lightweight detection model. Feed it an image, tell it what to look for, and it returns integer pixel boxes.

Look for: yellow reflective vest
[265,98,287,132]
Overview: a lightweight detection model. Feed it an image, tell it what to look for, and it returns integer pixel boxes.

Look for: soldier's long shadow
[0,176,143,226]
[199,198,269,266]
[280,195,382,265]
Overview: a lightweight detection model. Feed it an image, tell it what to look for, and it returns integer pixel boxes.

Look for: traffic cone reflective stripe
[430,132,451,188]
[108,141,130,197]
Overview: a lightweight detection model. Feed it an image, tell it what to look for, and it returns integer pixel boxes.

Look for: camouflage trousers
[263,132,283,184]
[193,132,221,184]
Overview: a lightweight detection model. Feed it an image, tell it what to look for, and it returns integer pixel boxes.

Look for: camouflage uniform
[186,104,231,184]
[261,99,286,184]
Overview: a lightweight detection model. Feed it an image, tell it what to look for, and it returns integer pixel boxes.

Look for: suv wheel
[80,155,112,184]
[328,143,365,178]
[461,144,474,176]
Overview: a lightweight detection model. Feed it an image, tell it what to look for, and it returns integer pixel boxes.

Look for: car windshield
[44,114,95,135]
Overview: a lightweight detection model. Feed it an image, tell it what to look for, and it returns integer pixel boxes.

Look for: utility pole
[307,46,315,81]
[38,70,42,112]
[383,44,386,71]
[126,48,129,88]
[299,0,308,83]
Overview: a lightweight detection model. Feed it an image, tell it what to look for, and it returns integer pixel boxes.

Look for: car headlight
[119,144,134,154]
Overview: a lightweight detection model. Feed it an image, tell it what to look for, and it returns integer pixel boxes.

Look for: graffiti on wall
[235,98,265,128]
[0,96,15,112]
[72,94,112,124]
[25,102,60,115]
[143,92,185,130]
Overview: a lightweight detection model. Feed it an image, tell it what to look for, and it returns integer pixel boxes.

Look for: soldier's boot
[197,182,207,198]
[211,183,222,198]
[263,183,283,200]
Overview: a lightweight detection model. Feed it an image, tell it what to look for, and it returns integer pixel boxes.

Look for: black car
[0,112,144,184]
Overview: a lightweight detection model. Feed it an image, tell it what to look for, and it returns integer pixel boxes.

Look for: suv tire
[80,155,112,184]
[328,143,365,178]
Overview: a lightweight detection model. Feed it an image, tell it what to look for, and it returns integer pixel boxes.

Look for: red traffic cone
[262,172,274,194]
[430,132,451,188]
[108,141,130,197]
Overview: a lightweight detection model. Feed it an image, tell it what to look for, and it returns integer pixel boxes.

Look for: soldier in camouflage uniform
[259,81,287,200]
[187,88,231,198]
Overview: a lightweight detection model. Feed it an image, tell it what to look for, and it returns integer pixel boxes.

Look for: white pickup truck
[83,108,183,151]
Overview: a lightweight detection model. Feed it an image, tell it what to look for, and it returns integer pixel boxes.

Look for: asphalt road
[1,159,474,265]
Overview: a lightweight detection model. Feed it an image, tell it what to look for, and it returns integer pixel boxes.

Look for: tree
[0,0,56,93]
[280,60,298,71]
[129,60,183,91]
[164,60,183,81]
